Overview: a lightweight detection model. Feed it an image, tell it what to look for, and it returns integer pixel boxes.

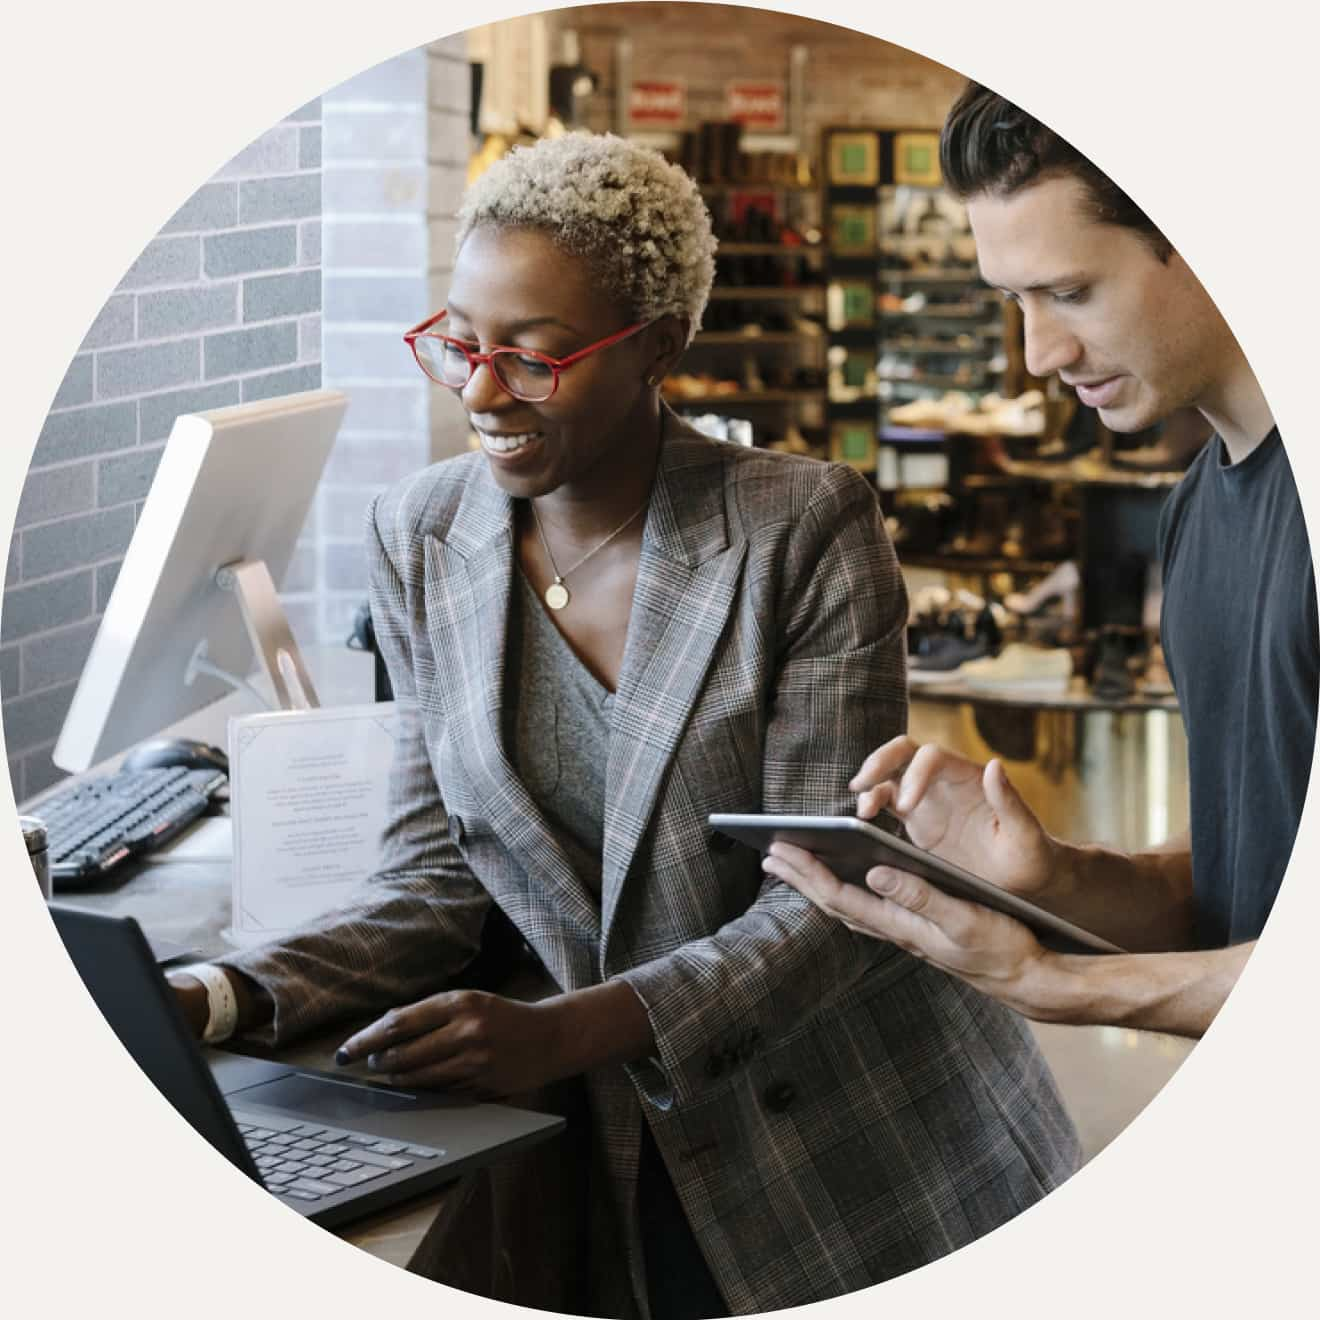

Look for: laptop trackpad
[229,1072,422,1124]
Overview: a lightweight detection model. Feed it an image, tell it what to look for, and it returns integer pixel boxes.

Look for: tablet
[709,813,1125,955]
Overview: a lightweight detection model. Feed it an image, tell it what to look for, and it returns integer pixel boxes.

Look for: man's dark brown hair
[939,82,1172,262]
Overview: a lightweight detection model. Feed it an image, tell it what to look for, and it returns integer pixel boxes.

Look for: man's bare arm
[1044,829,1195,953]
[765,841,1248,1040]
[1016,938,1253,1037]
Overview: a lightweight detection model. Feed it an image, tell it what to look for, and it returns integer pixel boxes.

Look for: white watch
[175,962,239,1043]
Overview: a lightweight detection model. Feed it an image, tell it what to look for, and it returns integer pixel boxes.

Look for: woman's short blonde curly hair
[455,133,716,345]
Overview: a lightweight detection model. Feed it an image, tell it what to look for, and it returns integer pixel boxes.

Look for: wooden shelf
[664,389,827,404]
[708,286,824,300]
[877,269,984,284]
[884,233,975,246]
[693,331,820,345]
[962,461,1184,490]
[899,553,1064,575]
[908,675,1179,715]
[886,304,991,319]
[701,182,817,195]
[881,372,995,388]
[718,242,824,255]
[885,339,998,355]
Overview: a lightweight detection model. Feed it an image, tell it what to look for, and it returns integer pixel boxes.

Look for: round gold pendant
[545,581,570,611]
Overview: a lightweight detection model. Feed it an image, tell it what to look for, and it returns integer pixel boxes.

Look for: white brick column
[317,37,472,644]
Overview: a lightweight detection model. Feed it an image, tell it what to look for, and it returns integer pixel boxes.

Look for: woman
[172,133,1079,1318]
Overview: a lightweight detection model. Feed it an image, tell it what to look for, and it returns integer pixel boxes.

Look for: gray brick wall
[314,38,471,648]
[5,43,473,801]
[427,37,475,467]
[3,103,323,800]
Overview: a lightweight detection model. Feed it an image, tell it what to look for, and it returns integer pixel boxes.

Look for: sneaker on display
[908,631,990,676]
[959,643,1073,693]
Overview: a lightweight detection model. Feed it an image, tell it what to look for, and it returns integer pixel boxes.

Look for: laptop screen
[49,905,258,1179]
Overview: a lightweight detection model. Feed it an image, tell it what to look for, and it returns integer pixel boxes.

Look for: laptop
[51,906,565,1229]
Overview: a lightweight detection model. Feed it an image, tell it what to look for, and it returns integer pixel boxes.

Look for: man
[766,82,1317,1038]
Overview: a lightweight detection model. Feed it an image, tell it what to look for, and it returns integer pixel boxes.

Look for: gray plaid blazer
[223,417,1080,1314]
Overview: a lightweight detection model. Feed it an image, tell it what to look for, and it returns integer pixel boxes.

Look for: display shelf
[694,153,826,449]
[880,425,946,441]
[866,143,1005,434]
[700,182,817,195]
[707,286,824,300]
[898,553,1063,575]
[880,372,991,388]
[877,270,985,284]
[889,304,992,319]
[718,242,825,256]
[664,389,827,404]
[907,675,1179,715]
[888,338,1000,354]
[962,461,1184,490]
[692,331,818,344]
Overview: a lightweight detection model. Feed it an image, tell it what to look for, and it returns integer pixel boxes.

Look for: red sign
[726,81,785,131]
[629,80,686,127]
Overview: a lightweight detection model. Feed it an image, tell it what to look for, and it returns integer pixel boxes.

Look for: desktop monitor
[52,389,348,773]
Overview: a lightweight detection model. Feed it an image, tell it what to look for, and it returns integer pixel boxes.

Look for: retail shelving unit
[875,139,1004,426]
[819,127,882,472]
[820,126,1007,475]
[664,175,828,450]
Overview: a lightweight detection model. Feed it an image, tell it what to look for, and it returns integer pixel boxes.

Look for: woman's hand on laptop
[336,989,574,1100]
[337,980,656,1100]
[850,736,1058,898]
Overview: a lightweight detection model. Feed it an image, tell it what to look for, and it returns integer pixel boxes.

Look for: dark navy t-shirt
[1159,428,1318,946]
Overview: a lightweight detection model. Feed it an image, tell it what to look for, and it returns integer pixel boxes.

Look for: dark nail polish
[335,1048,350,1066]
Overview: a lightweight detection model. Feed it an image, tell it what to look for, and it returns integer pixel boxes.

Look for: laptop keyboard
[231,1108,446,1205]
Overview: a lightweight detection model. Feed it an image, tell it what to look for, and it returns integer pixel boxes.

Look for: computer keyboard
[230,1109,445,1204]
[39,765,228,888]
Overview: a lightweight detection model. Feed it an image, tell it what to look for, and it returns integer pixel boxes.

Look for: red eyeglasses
[403,309,649,403]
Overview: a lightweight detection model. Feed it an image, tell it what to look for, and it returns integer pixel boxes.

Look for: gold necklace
[529,497,648,611]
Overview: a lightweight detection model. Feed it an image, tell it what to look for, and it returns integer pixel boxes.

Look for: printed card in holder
[227,702,398,947]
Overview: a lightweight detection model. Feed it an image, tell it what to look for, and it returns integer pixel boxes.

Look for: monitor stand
[185,560,321,712]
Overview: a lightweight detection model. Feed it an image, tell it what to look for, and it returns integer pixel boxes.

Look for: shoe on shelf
[974,601,1003,654]
[1005,560,1081,617]
[959,643,1073,693]
[1090,629,1138,701]
[908,631,991,681]
[909,598,1006,680]
[1138,643,1175,697]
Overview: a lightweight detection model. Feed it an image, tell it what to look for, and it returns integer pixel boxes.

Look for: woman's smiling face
[442,225,670,500]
